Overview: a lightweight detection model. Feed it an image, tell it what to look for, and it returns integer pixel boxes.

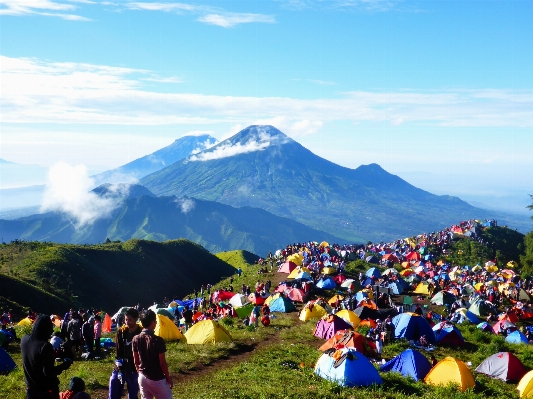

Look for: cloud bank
[3,55,533,130]
[0,0,91,20]
[174,197,195,213]
[41,162,127,227]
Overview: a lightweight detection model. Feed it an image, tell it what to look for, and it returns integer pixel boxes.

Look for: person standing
[21,315,73,399]
[67,311,82,359]
[132,310,173,399]
[182,306,193,332]
[109,308,142,399]
[81,314,94,354]
[93,315,102,355]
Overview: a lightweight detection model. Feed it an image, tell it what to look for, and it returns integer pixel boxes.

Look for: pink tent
[278,261,297,274]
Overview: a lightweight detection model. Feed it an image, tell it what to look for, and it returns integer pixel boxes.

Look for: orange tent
[319,329,376,356]
[359,319,377,329]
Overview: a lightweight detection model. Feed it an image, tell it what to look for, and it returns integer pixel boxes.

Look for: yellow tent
[322,267,336,275]
[18,317,33,326]
[517,370,533,398]
[299,303,328,321]
[184,320,233,345]
[319,241,329,247]
[287,266,311,279]
[155,314,183,341]
[507,260,518,269]
[414,281,432,295]
[328,295,344,305]
[472,265,482,272]
[424,357,476,392]
[400,268,414,277]
[286,253,303,266]
[474,282,484,291]
[401,261,411,269]
[265,293,281,306]
[335,309,361,328]
[486,265,499,273]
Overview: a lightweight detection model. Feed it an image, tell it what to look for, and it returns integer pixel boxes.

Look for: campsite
[2,219,533,398]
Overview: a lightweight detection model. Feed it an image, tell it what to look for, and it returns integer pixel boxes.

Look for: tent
[264,293,281,306]
[278,261,297,274]
[299,302,329,321]
[341,279,362,292]
[477,322,495,333]
[383,268,399,276]
[316,277,337,290]
[269,296,297,313]
[287,253,303,266]
[380,349,432,381]
[518,370,533,398]
[424,357,476,392]
[506,331,529,345]
[0,347,16,373]
[354,306,380,321]
[430,291,457,306]
[313,314,353,340]
[287,266,311,279]
[335,309,361,328]
[184,320,233,345]
[453,308,481,324]
[365,256,379,264]
[234,303,254,318]
[328,295,344,305]
[155,308,175,321]
[493,319,516,335]
[365,267,381,279]
[322,267,336,275]
[414,281,432,296]
[319,330,376,356]
[314,348,382,387]
[102,313,112,333]
[228,293,250,308]
[391,313,436,344]
[154,314,183,341]
[388,281,405,295]
[18,318,33,326]
[475,352,527,382]
[284,288,306,303]
[248,292,267,305]
[468,300,497,318]
[333,274,347,284]
[432,322,465,346]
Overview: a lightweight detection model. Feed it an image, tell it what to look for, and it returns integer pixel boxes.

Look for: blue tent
[360,277,374,287]
[0,347,16,373]
[294,271,312,280]
[269,296,296,313]
[316,277,337,290]
[477,322,494,333]
[314,347,382,387]
[355,291,370,302]
[380,349,432,381]
[391,313,436,344]
[365,267,381,279]
[388,281,404,295]
[505,330,529,345]
[365,256,379,264]
[432,322,465,346]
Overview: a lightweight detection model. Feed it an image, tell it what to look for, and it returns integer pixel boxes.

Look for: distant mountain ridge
[140,125,497,242]
[92,134,217,185]
[0,192,344,255]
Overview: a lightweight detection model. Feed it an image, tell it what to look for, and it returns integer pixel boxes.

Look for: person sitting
[60,376,91,399]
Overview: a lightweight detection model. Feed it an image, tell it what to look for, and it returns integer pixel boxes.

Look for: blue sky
[1,0,532,213]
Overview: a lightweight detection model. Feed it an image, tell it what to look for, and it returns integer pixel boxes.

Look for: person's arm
[133,349,140,373]
[158,353,172,388]
[42,343,71,377]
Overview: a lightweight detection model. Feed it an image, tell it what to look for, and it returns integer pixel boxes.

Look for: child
[60,377,91,399]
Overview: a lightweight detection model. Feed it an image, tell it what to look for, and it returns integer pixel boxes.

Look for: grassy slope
[215,250,261,272]
[0,239,236,316]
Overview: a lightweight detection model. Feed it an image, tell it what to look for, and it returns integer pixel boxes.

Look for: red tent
[333,274,347,284]
[475,352,527,382]
[319,329,376,355]
[406,252,421,261]
[383,254,400,263]
[248,292,266,305]
[284,288,306,303]
[313,314,353,340]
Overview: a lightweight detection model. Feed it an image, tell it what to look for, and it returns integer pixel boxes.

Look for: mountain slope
[92,134,217,185]
[0,239,235,313]
[140,125,490,242]
[0,193,345,255]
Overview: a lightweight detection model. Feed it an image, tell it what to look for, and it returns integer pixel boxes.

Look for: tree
[520,195,533,276]
[528,194,533,218]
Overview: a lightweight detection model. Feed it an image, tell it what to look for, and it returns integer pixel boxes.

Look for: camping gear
[184,320,233,345]
[154,314,183,341]
[316,277,337,290]
[518,370,533,398]
[318,330,376,356]
[391,313,436,344]
[380,349,432,381]
[424,357,476,392]
[314,347,382,387]
[299,302,329,321]
[313,314,353,340]
[475,352,527,382]
[432,322,465,346]
[278,261,298,274]
[335,309,361,328]
[0,347,16,373]
[506,330,529,345]
[269,296,296,313]
[430,291,457,306]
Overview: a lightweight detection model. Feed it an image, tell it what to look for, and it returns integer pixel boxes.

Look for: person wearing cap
[21,315,73,399]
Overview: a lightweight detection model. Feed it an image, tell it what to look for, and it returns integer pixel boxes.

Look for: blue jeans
[109,369,139,399]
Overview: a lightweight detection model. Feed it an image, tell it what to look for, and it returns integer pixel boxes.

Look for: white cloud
[198,12,276,28]
[41,162,127,227]
[0,0,91,20]
[174,197,195,213]
[190,137,219,155]
[189,133,272,161]
[126,2,196,12]
[142,76,183,84]
[2,56,533,129]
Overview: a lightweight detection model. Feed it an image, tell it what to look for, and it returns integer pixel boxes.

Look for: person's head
[125,308,139,329]
[139,309,157,329]
[94,315,101,322]
[69,376,86,392]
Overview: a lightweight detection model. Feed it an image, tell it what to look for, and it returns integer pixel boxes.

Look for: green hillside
[0,239,235,316]
[215,250,261,272]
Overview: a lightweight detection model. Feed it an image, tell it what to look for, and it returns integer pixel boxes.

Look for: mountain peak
[228,125,292,145]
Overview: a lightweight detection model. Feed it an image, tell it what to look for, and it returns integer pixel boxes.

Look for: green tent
[235,303,254,318]
[156,308,175,321]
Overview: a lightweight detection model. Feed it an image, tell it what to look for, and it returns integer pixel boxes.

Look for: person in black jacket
[21,315,72,399]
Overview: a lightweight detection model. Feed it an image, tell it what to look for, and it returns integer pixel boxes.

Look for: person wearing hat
[60,377,90,399]
[21,315,73,399]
